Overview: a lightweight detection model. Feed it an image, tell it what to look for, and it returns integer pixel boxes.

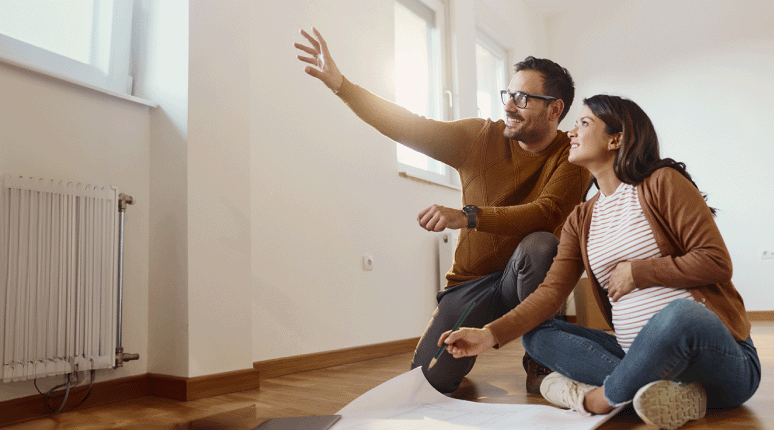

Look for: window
[476,34,507,121]
[394,0,457,188]
[0,0,134,96]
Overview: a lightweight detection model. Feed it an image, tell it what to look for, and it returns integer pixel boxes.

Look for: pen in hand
[428,301,476,369]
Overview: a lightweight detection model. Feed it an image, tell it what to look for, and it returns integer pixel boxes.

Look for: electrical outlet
[763,250,774,260]
[362,254,374,271]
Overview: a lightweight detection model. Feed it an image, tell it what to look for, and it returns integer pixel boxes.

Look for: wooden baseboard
[254,337,420,379]
[0,367,260,426]
[748,310,774,321]
[2,336,422,426]
[148,368,260,401]
[0,374,148,427]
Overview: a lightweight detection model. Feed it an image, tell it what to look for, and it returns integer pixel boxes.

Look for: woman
[439,95,761,429]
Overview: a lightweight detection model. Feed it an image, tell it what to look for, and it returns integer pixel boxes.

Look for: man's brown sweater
[336,77,590,287]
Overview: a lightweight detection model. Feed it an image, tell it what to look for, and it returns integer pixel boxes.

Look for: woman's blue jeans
[522,299,761,408]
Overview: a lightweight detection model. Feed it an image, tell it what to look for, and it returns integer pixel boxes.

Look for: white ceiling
[520,0,580,16]
[482,0,590,18]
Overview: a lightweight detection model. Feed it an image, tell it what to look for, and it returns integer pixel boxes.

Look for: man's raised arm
[295,27,482,169]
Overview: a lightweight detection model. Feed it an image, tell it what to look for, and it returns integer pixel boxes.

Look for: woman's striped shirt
[587,182,694,352]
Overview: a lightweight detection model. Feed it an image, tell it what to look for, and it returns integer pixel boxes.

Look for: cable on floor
[34,369,96,414]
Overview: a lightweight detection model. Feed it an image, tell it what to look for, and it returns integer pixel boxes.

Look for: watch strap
[463,205,478,229]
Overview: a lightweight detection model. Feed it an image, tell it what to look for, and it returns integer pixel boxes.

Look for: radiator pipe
[116,193,139,367]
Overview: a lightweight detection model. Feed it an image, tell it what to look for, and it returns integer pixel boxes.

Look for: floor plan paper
[332,367,622,430]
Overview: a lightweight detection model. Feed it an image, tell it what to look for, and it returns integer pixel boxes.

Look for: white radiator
[0,174,119,383]
[437,230,458,291]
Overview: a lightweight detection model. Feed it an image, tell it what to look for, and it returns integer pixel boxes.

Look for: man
[295,27,590,394]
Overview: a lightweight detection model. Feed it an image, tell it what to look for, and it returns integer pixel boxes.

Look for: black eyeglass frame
[500,90,557,108]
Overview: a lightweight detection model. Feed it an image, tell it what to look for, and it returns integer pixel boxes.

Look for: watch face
[463,205,478,214]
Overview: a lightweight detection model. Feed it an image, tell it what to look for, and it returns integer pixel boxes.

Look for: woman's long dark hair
[582,94,716,215]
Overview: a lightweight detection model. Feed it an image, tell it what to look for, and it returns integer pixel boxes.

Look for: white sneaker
[633,380,707,429]
[539,372,597,416]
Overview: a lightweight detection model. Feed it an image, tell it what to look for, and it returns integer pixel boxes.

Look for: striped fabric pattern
[587,183,694,352]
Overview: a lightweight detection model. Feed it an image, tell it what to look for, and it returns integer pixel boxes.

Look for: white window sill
[398,163,461,191]
[0,58,157,108]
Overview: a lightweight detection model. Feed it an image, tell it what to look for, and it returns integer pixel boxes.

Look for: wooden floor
[4,321,772,429]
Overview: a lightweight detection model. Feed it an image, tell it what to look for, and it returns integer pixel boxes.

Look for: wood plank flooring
[4,321,772,429]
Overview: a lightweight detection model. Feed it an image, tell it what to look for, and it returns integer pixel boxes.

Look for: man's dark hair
[514,56,575,122]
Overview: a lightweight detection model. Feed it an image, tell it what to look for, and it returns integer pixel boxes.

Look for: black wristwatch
[462,205,478,229]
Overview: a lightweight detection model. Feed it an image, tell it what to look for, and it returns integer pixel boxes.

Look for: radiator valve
[115,347,140,367]
[118,193,134,212]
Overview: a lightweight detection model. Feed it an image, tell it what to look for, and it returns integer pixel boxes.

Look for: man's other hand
[418,204,467,232]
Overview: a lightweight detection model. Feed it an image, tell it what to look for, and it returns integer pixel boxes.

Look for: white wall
[138,0,253,379]
[476,0,548,67]
[133,0,190,377]
[249,0,542,361]
[187,0,253,377]
[250,0,455,361]
[139,0,254,379]
[548,0,774,310]
[0,62,151,400]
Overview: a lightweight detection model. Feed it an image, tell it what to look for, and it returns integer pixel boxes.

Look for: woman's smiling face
[567,104,620,171]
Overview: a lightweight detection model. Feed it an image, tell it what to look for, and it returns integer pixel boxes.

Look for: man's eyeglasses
[500,90,557,109]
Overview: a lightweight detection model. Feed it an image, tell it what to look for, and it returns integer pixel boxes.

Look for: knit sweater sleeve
[631,168,733,288]
[484,207,587,347]
[335,77,484,169]
[476,143,591,237]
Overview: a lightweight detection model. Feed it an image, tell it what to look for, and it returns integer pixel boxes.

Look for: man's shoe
[524,352,553,394]
[633,380,707,430]
[539,372,597,416]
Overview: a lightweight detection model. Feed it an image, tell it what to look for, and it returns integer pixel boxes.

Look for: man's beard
[504,117,552,144]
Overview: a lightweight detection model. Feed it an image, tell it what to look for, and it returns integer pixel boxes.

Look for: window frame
[475,30,508,122]
[394,0,460,190]
[0,0,148,105]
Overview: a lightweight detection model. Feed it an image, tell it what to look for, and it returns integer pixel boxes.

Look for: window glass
[394,0,446,178]
[476,40,506,121]
[0,0,133,96]
[0,0,101,66]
